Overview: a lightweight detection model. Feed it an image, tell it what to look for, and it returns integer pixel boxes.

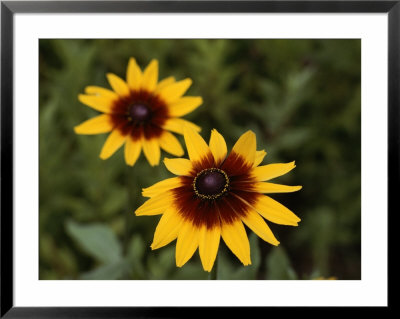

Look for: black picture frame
[1,0,395,317]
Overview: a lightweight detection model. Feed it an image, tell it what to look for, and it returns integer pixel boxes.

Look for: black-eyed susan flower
[74,58,202,166]
[135,127,302,272]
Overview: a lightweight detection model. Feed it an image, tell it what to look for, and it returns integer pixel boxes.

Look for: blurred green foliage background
[39,39,360,280]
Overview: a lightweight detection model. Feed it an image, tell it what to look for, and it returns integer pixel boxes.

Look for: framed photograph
[1,0,394,316]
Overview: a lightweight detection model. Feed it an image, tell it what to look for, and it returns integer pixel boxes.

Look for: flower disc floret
[193,168,229,200]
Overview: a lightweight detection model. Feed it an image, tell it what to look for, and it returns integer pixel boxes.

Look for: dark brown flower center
[193,168,229,200]
[129,103,151,122]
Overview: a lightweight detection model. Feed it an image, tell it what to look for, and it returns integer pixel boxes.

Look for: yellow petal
[231,130,256,165]
[126,57,143,91]
[162,118,201,135]
[99,129,126,160]
[141,59,158,92]
[221,220,251,266]
[254,150,267,167]
[158,131,184,157]
[74,114,114,135]
[158,78,192,104]
[84,86,119,100]
[199,225,221,272]
[151,207,184,250]
[154,76,175,94]
[142,137,160,167]
[252,161,296,181]
[176,222,199,267]
[252,195,300,226]
[252,182,302,193]
[78,94,114,113]
[106,73,130,97]
[142,177,183,197]
[124,137,142,166]
[241,209,279,246]
[164,158,193,176]
[183,126,212,163]
[209,129,227,166]
[168,96,203,117]
[135,191,173,216]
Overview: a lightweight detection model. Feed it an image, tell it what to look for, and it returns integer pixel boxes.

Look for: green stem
[123,167,135,256]
[209,254,219,280]
[123,204,130,255]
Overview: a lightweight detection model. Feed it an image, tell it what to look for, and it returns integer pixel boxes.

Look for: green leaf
[126,234,146,279]
[172,263,209,280]
[231,232,261,280]
[217,249,237,280]
[218,232,261,280]
[127,234,145,262]
[80,261,129,280]
[66,220,122,264]
[147,246,175,279]
[266,246,297,280]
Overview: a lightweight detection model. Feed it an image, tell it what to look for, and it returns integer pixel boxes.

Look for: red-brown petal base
[172,150,259,229]
[110,89,169,140]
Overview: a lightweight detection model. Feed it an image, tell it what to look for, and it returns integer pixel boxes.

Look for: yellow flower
[313,276,337,280]
[74,58,202,166]
[135,127,302,272]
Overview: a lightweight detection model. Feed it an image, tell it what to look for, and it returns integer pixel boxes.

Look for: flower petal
[135,191,173,216]
[158,131,184,157]
[199,225,221,272]
[124,137,142,166]
[142,137,160,167]
[84,86,119,100]
[162,118,201,135]
[158,78,192,104]
[168,96,203,117]
[209,129,227,166]
[154,76,175,94]
[252,182,302,193]
[99,129,126,160]
[141,59,158,92]
[107,73,130,97]
[74,114,114,135]
[176,221,199,267]
[221,220,251,266]
[252,161,296,181]
[164,158,193,176]
[78,94,114,113]
[184,126,212,163]
[151,207,184,250]
[142,177,183,197]
[252,195,301,226]
[126,57,143,91]
[241,209,279,246]
[254,150,267,167]
[231,130,256,165]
